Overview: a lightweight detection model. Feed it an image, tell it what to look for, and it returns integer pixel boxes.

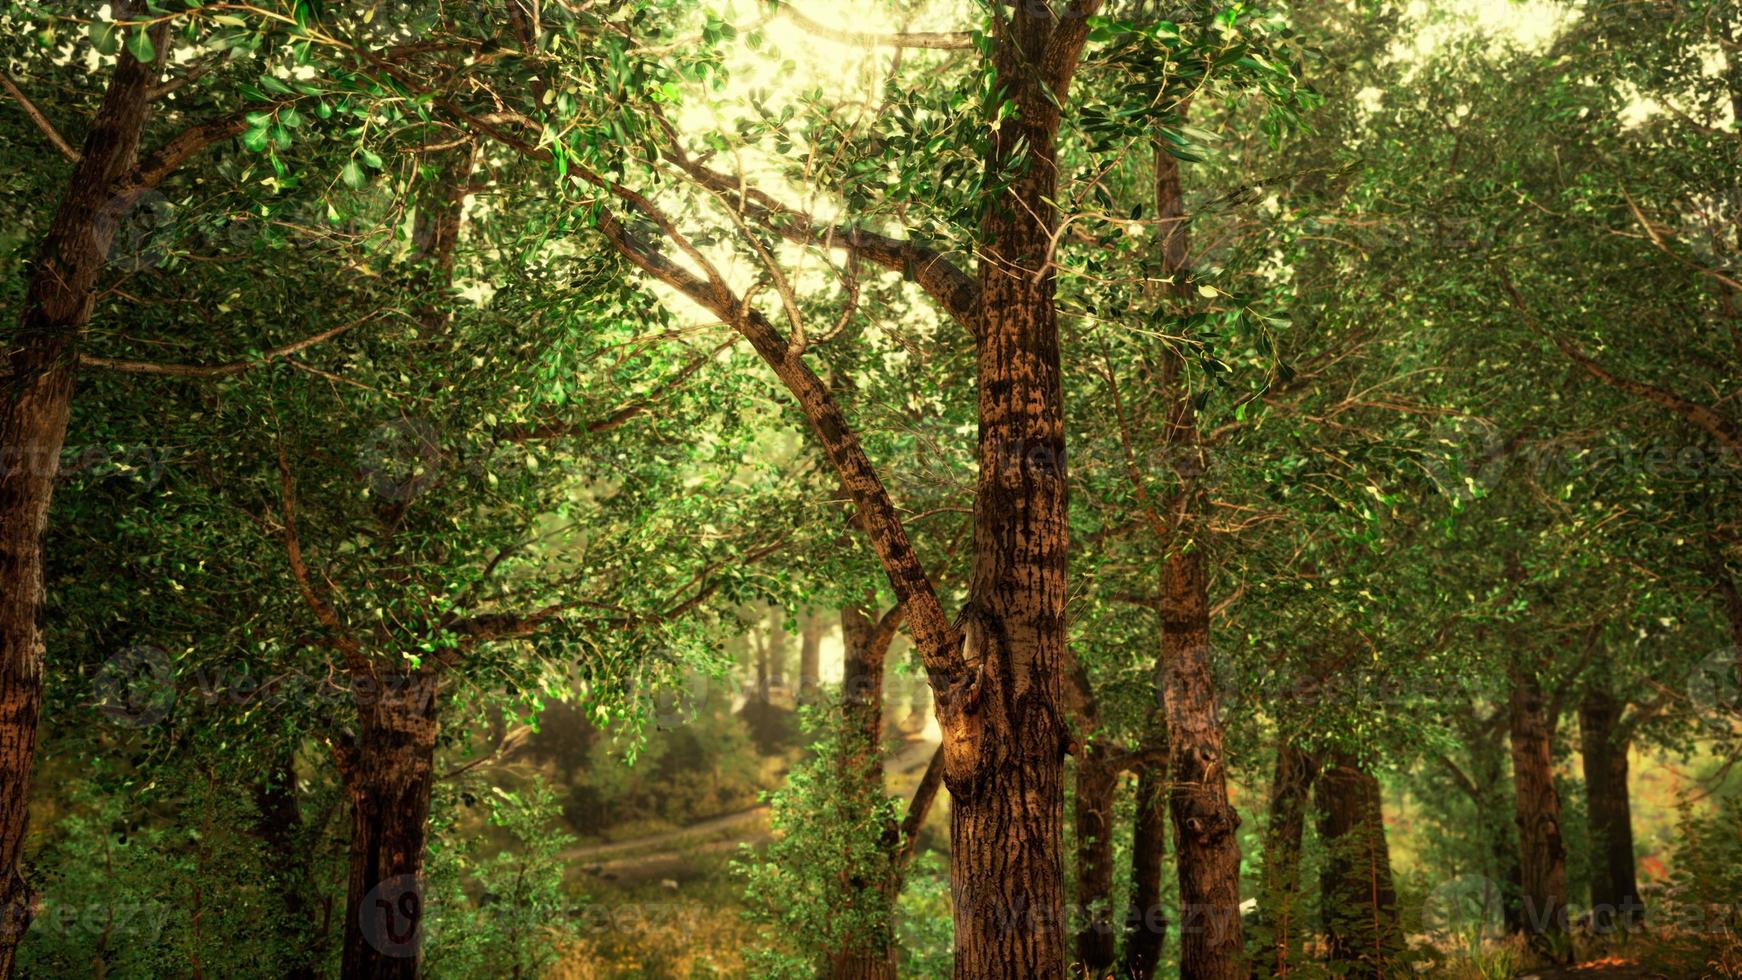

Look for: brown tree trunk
[1072,742,1119,975]
[1578,687,1642,930]
[1509,663,1571,963]
[939,5,1083,974]
[338,670,441,980]
[830,605,903,979]
[1122,730,1169,980]
[0,19,166,973]
[1158,548,1244,979]
[1315,753,1401,977]
[1253,741,1318,978]
[1149,126,1244,979]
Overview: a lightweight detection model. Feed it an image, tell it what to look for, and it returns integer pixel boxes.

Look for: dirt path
[1520,957,1669,980]
[568,735,939,883]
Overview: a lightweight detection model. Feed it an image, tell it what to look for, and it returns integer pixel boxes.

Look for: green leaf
[125,28,155,63]
[340,160,367,188]
[89,21,119,56]
[242,126,270,151]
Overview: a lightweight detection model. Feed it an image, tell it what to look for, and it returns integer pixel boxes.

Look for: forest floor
[566,734,939,885]
[1521,958,1667,979]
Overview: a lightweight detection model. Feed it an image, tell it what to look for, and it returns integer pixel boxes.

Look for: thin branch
[0,72,80,163]
[276,440,364,666]
[500,339,735,442]
[80,311,381,377]
[663,151,982,338]
[779,5,972,49]
[1499,268,1742,452]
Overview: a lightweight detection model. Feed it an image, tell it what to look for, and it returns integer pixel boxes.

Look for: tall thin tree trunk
[1315,753,1401,977]
[769,607,788,694]
[1467,726,1527,934]
[1151,129,1245,980]
[1253,740,1318,978]
[1122,727,1169,980]
[1073,742,1119,975]
[1509,663,1571,963]
[0,18,166,973]
[336,150,469,980]
[338,670,442,980]
[1578,686,1641,930]
[255,752,320,979]
[831,605,902,980]
[799,611,825,705]
[1159,548,1244,979]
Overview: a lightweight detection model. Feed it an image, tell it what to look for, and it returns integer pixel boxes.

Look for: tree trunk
[1158,548,1244,979]
[1122,733,1169,980]
[1579,687,1642,930]
[338,670,442,980]
[1072,742,1119,975]
[799,611,825,705]
[769,607,788,694]
[0,19,166,973]
[255,752,320,979]
[1508,663,1571,963]
[941,6,1077,975]
[1465,726,1527,934]
[1149,125,1245,979]
[1253,741,1318,978]
[831,605,902,979]
[1315,753,1401,977]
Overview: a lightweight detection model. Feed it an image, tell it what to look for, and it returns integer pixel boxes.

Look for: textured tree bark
[338,670,442,980]
[938,3,1088,974]
[1072,742,1119,975]
[1252,741,1318,978]
[1122,734,1169,980]
[1508,664,1571,963]
[0,19,166,974]
[574,3,1104,971]
[1158,548,1244,980]
[1315,753,1401,977]
[1149,129,1245,980]
[1578,687,1642,930]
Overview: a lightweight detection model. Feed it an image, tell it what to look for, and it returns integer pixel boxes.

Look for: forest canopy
[1,0,1739,977]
